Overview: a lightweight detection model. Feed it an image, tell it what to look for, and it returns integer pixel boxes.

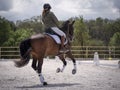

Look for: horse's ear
[71,20,75,25]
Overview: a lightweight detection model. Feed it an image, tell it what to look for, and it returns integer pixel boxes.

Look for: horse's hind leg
[56,55,67,73]
[31,57,37,71]
[66,51,77,74]
[36,57,47,85]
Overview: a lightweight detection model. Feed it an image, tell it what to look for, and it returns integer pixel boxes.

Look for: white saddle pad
[47,34,67,45]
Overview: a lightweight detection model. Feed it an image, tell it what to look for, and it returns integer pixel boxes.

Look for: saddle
[45,28,67,45]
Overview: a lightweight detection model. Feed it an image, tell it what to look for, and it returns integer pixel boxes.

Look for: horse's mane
[60,20,70,32]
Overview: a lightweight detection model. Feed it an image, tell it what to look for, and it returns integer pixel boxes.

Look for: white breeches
[51,27,66,38]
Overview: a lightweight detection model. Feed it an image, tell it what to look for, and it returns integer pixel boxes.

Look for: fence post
[109,47,112,60]
[86,46,88,58]
[0,47,1,59]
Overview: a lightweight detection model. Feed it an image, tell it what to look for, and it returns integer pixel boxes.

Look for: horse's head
[61,20,75,42]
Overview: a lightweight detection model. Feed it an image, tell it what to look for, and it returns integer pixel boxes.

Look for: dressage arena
[0,58,120,90]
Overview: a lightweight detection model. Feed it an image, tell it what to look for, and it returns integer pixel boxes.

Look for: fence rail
[0,47,19,59]
[71,46,120,59]
[0,46,120,59]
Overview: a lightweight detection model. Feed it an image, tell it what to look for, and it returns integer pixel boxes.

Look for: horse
[14,20,77,85]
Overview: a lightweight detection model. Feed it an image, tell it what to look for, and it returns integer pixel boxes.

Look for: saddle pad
[46,34,67,45]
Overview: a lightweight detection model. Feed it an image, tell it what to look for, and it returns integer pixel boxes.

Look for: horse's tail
[14,38,31,68]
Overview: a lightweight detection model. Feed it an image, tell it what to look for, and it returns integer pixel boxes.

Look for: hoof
[56,68,61,73]
[43,82,48,86]
[72,69,76,75]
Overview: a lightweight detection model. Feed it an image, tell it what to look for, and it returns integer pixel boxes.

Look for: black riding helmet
[43,3,51,9]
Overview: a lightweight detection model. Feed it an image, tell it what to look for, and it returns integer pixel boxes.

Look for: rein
[65,23,72,43]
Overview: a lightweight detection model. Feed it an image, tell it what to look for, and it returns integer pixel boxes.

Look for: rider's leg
[51,27,67,52]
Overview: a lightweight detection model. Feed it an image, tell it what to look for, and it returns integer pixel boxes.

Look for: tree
[0,16,13,46]
[109,32,120,46]
[16,15,44,33]
[73,16,90,46]
[3,29,34,46]
[85,17,120,46]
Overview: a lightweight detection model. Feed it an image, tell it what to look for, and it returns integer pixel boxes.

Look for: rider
[42,3,66,52]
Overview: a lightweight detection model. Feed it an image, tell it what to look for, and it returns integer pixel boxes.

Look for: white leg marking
[38,73,45,84]
[74,63,77,70]
[61,65,66,72]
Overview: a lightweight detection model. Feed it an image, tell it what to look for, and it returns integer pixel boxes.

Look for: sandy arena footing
[0,59,120,90]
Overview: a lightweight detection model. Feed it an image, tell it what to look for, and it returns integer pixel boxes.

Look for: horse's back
[30,33,59,56]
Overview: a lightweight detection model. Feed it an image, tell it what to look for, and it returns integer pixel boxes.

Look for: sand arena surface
[0,59,120,90]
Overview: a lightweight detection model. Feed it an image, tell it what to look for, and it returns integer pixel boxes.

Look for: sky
[0,0,120,22]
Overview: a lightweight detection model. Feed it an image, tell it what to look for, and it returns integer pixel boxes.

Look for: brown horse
[14,20,77,85]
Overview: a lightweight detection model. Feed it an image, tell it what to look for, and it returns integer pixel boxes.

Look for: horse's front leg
[66,51,77,74]
[72,59,77,74]
[56,55,67,73]
[37,58,47,85]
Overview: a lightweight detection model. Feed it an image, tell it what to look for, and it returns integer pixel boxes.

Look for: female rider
[42,3,67,52]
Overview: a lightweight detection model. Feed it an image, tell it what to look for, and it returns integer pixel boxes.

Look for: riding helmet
[43,3,51,9]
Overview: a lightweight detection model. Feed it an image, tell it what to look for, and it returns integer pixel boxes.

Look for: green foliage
[87,39,104,46]
[73,16,90,46]
[0,17,13,46]
[85,17,120,46]
[109,32,120,46]
[3,29,34,46]
[16,16,44,33]
[1,15,120,47]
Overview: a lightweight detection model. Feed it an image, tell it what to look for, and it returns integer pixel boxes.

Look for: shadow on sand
[16,83,80,89]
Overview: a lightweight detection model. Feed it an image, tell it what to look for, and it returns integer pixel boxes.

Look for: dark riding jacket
[42,11,60,29]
